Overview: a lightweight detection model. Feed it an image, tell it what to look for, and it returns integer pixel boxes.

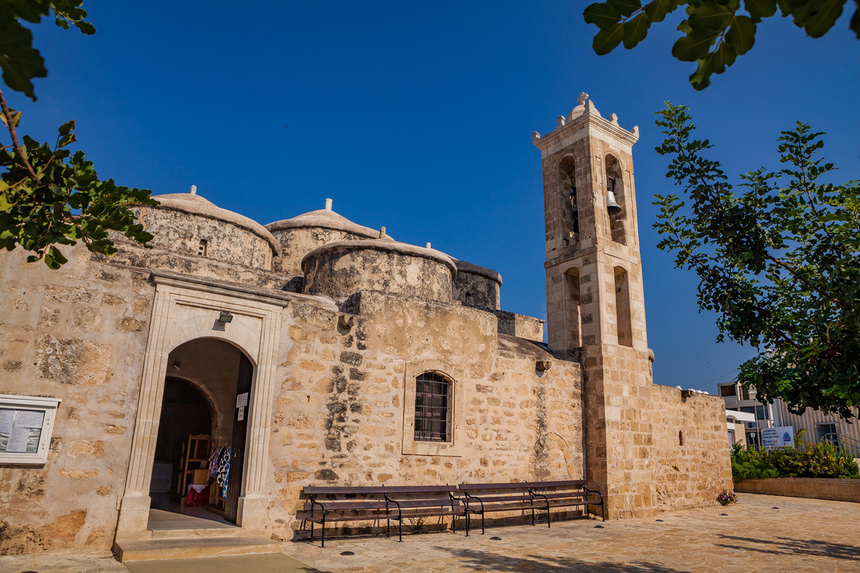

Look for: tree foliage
[0,0,155,268]
[653,103,860,418]
[583,0,860,90]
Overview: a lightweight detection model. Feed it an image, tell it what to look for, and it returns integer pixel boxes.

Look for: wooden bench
[459,480,604,534]
[302,485,465,546]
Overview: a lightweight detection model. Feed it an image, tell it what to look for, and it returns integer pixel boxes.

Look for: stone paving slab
[2,494,858,572]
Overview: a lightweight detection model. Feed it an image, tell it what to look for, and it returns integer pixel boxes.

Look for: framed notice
[0,394,61,465]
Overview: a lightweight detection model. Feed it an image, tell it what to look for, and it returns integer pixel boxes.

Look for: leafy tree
[653,103,859,418]
[0,0,154,269]
[583,0,860,90]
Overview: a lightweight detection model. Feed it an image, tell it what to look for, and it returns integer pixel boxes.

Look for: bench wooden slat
[525,480,588,488]
[459,483,529,491]
[386,499,462,509]
[304,485,458,495]
[303,501,388,511]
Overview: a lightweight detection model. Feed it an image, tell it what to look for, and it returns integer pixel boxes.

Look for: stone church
[0,98,731,557]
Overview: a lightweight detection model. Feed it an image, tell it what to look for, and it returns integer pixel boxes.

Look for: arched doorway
[148,338,253,526]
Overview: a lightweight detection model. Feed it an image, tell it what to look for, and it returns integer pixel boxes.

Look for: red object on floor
[185,484,210,506]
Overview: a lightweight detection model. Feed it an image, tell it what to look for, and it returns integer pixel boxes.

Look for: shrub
[731,437,859,482]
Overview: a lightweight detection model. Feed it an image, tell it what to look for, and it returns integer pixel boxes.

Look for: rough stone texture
[133,202,276,271]
[452,261,502,311]
[0,246,151,556]
[735,478,860,503]
[0,101,729,556]
[534,100,731,518]
[266,292,583,539]
[303,241,456,303]
[266,208,381,277]
[492,310,544,342]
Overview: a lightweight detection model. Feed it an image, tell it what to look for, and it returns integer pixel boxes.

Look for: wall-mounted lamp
[218,311,234,323]
[536,360,552,372]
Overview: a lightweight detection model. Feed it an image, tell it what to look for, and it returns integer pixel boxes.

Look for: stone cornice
[533,109,639,153]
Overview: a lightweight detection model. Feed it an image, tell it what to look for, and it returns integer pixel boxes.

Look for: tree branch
[0,87,40,182]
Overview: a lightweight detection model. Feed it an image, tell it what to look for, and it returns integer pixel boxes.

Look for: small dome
[266,208,381,239]
[153,192,280,254]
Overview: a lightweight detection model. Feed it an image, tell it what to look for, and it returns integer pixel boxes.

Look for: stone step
[113,536,281,562]
[150,527,243,539]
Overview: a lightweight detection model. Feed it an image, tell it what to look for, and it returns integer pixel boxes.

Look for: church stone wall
[0,247,152,555]
[265,291,583,539]
[650,387,733,512]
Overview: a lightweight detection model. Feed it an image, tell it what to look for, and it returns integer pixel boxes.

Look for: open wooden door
[224,353,252,523]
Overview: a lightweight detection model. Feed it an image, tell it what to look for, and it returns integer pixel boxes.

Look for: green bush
[731,437,860,482]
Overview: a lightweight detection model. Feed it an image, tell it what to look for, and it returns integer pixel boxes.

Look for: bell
[606,191,622,216]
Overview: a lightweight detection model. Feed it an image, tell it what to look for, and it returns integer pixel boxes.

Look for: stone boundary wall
[735,478,860,503]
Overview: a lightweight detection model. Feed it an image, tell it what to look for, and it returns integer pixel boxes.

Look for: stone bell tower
[533,94,657,518]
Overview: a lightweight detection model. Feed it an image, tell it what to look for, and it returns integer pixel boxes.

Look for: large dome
[152,192,280,253]
[131,190,279,271]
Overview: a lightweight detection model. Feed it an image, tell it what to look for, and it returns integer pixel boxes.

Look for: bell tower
[533,94,656,518]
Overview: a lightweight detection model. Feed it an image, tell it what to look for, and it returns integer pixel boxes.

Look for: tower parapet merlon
[532,92,639,147]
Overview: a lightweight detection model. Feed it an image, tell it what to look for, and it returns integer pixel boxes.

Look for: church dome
[265,199,388,277]
[302,239,456,302]
[132,189,279,270]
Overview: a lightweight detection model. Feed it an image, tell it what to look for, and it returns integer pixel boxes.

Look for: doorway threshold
[147,507,236,531]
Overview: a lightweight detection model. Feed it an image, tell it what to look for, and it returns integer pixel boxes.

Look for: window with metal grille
[414,372,452,442]
[198,239,208,256]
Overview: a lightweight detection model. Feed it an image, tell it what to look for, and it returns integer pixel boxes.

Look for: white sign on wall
[761,426,795,450]
[0,394,61,464]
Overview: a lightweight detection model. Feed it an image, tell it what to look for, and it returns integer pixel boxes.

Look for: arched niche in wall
[614,266,633,347]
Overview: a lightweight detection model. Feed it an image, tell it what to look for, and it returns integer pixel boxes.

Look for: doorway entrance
[148,338,253,527]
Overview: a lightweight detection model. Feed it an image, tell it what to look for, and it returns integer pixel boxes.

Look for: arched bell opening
[605,154,628,246]
[558,155,580,244]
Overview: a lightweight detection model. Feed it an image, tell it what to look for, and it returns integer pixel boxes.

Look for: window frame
[402,360,465,457]
[0,393,62,465]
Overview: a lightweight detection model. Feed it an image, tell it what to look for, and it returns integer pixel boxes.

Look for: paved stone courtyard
[2,494,858,572]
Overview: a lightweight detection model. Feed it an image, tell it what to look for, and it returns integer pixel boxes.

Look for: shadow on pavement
[714,534,860,562]
[432,546,688,573]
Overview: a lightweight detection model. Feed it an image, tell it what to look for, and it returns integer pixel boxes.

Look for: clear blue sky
[8,1,858,394]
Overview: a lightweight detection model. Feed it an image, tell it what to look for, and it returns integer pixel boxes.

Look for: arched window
[198,239,209,257]
[414,372,453,442]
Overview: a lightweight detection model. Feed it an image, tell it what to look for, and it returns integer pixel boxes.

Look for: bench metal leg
[321,513,326,548]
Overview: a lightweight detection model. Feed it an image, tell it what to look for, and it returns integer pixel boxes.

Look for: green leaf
[687,0,735,32]
[744,0,777,22]
[593,22,626,54]
[584,2,623,28]
[0,109,22,128]
[798,0,845,38]
[608,0,642,18]
[644,0,680,22]
[725,15,756,55]
[58,119,75,136]
[623,13,652,48]
[58,132,76,147]
[673,28,719,61]
[0,15,48,100]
